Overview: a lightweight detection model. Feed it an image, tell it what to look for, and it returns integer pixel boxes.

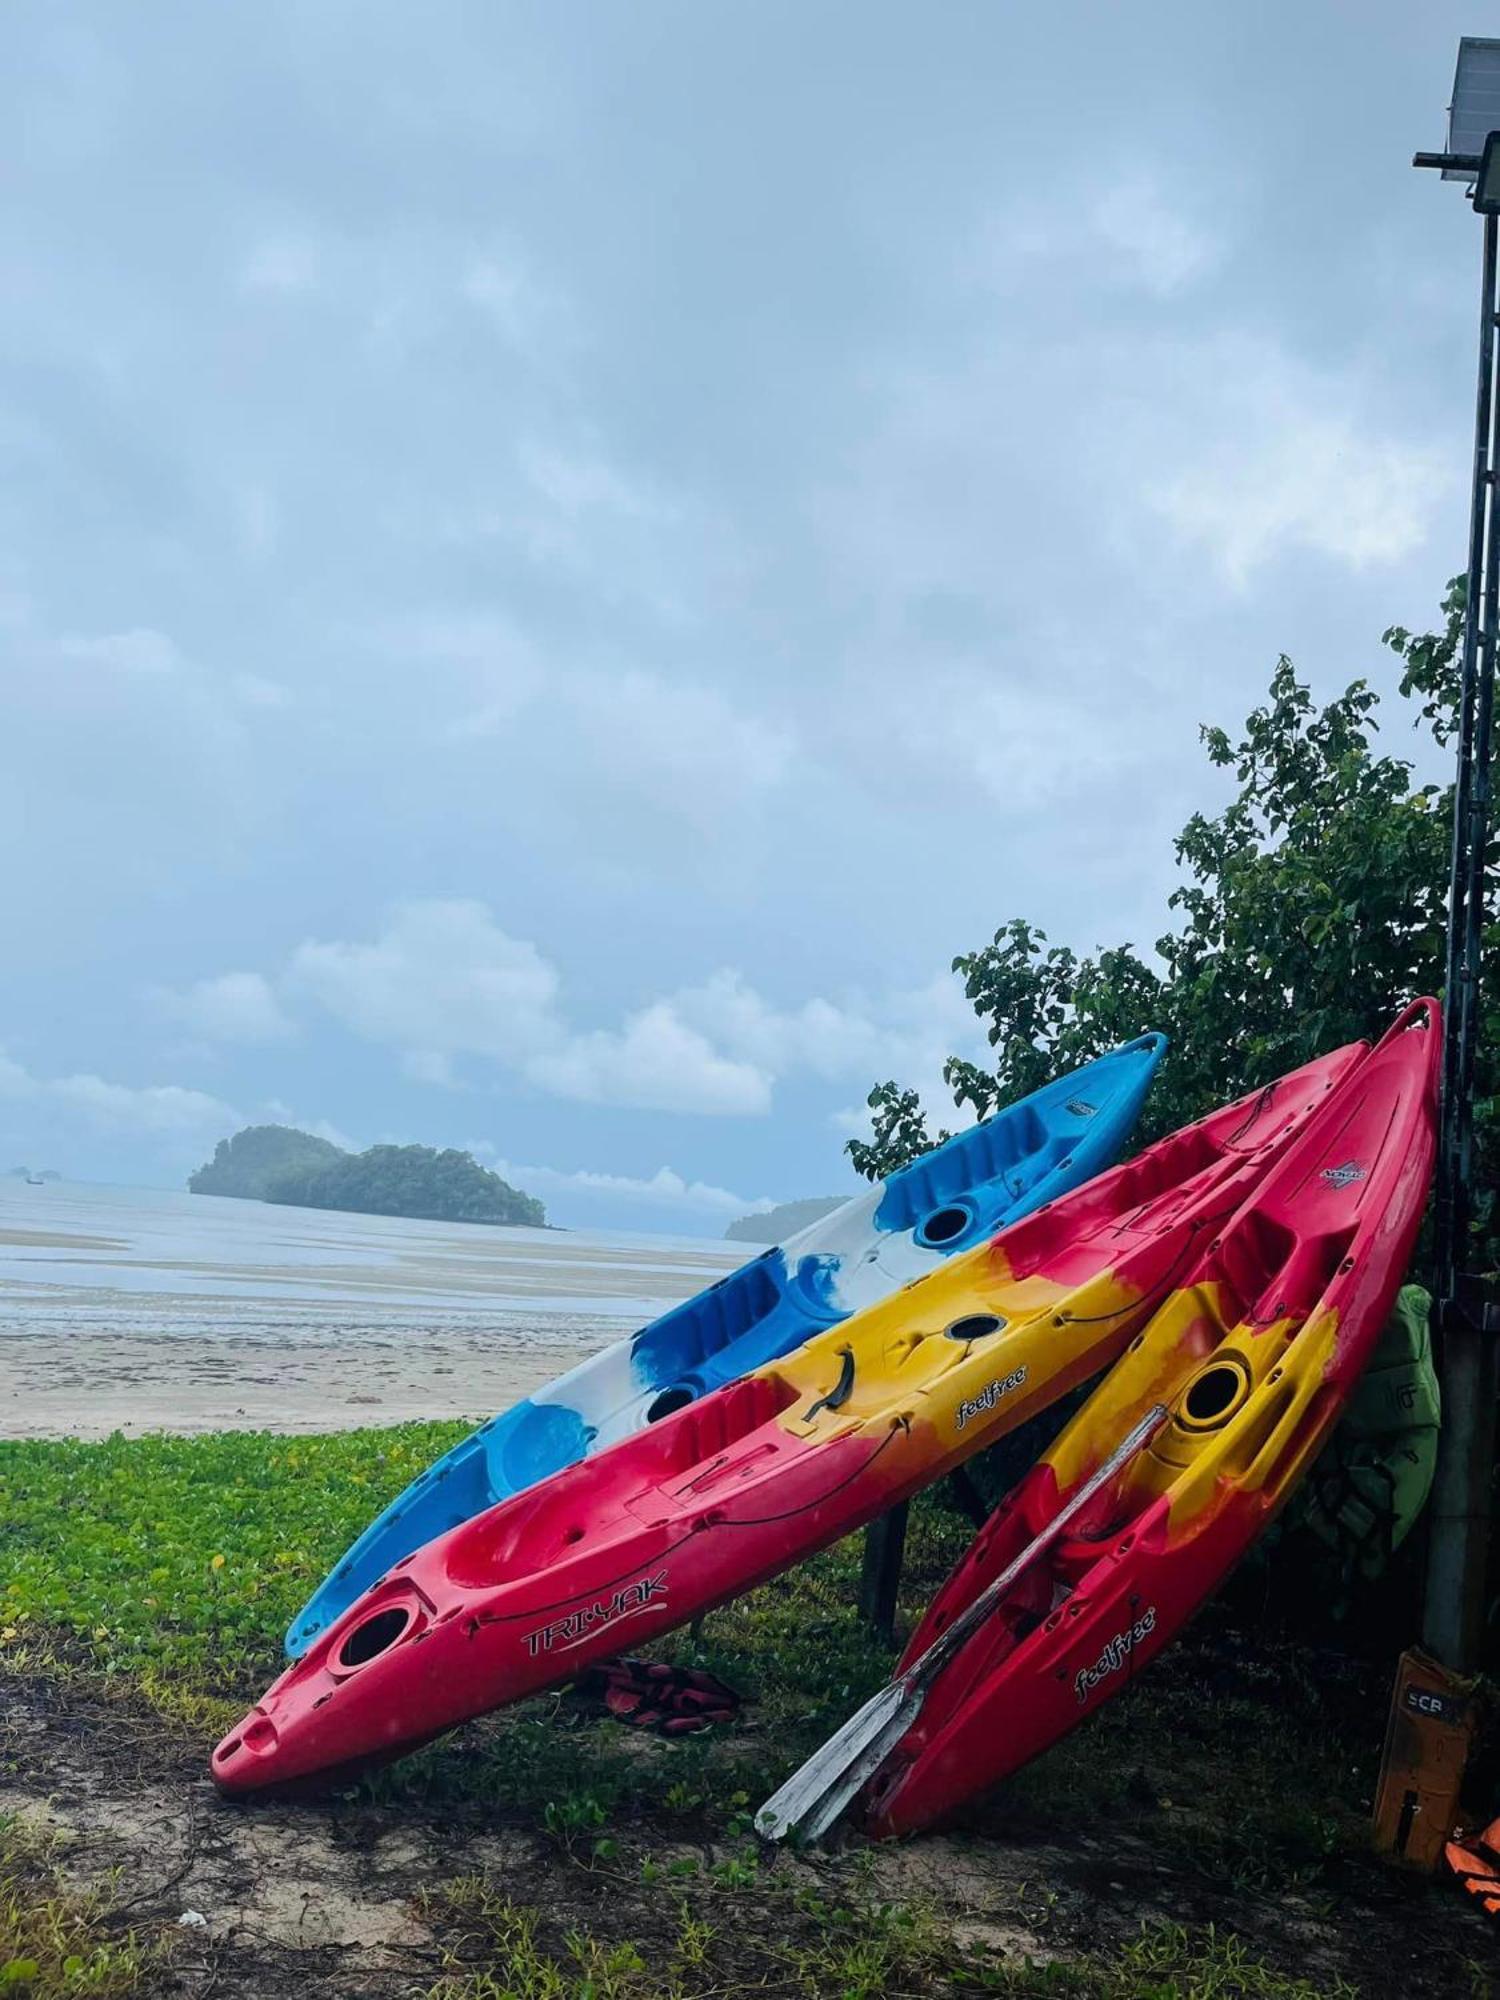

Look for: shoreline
[0,1317,609,1439]
[0,1182,745,1442]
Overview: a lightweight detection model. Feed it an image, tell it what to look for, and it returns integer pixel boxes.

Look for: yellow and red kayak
[212,1042,1362,1796]
[850,1000,1439,1840]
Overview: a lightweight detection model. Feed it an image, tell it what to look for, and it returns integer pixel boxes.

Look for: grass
[0,1423,474,1690]
[0,1426,1409,1860]
[0,1816,162,1998]
[418,1851,1365,1999]
[0,1426,1485,1997]
[0,1424,963,1817]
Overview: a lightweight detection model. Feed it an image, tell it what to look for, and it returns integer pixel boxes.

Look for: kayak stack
[285,1035,1165,1658]
[213,1002,1441,1833]
[760,998,1439,1843]
[215,1034,1347,1794]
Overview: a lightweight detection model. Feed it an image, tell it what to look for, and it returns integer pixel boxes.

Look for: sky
[0,2,1486,1234]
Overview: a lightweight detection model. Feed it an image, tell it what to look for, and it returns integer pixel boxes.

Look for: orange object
[1372,1647,1478,1870]
[1445,1820,1500,1918]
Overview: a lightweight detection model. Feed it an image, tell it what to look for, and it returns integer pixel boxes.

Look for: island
[724,1195,845,1243]
[188,1125,546,1228]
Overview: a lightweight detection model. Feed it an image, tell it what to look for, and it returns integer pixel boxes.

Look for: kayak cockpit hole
[1176,1356,1251,1432]
[647,1385,695,1424]
[917,1202,973,1249]
[945,1312,1006,1342]
[337,1606,411,1669]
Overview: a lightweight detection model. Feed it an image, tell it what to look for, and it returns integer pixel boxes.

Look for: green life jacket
[1303,1284,1441,1580]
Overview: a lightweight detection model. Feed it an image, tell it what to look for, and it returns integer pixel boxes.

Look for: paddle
[755,1401,1170,1845]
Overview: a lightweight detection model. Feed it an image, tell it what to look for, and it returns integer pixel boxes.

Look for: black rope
[1224,1079,1280,1150]
[1052,1222,1204,1327]
[721,1421,906,1527]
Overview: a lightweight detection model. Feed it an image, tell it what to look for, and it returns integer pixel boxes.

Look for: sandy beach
[0,1179,745,1439]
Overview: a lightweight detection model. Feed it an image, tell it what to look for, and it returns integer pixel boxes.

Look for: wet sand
[0,1180,744,1440]
[2,1310,638,1438]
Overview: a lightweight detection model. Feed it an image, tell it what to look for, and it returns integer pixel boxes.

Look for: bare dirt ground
[2,1671,1490,1999]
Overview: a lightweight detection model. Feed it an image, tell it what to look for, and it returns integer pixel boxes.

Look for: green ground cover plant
[3,1426,1491,1995]
[0,1816,161,1999]
[0,1423,960,1805]
[0,1423,474,1690]
[0,1426,1417,1875]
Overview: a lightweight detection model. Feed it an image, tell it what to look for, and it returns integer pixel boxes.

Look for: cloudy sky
[0,3,1483,1232]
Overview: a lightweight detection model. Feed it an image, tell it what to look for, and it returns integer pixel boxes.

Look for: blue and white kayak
[284,1032,1166,1657]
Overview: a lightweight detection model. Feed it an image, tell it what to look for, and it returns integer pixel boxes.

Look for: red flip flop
[573,1657,743,1736]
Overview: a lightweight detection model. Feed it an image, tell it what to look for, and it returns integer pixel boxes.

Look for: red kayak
[212,1043,1362,1796]
[850,1001,1438,1840]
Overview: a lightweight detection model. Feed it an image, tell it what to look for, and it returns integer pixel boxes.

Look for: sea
[0,1177,743,1325]
[0,1178,747,1438]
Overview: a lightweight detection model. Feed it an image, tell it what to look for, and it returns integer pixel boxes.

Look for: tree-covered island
[189,1125,546,1227]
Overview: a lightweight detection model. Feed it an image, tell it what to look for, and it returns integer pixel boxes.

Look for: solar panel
[1447,38,1500,180]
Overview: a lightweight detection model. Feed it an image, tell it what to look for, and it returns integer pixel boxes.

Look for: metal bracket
[1435,1274,1500,1337]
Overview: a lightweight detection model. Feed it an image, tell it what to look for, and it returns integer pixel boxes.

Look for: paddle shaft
[897,1401,1170,1701]
[756,1401,1170,1842]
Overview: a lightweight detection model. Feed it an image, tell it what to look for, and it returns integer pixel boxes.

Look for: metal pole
[1434,210,1494,1304]
[858,1500,908,1643]
[1422,208,1500,1673]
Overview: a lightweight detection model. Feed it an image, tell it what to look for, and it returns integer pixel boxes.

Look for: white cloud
[239,234,319,295]
[669,966,986,1095]
[235,484,279,560]
[462,250,574,362]
[154,970,294,1044]
[49,1074,236,1132]
[1145,338,1450,587]
[289,899,561,1065]
[59,627,182,675]
[1092,178,1216,296]
[444,657,793,818]
[610,671,789,782]
[230,672,292,709]
[517,439,662,521]
[828,1102,875,1138]
[0,1046,238,1135]
[402,1049,457,1087]
[259,1100,358,1152]
[525,1002,772,1116]
[475,1148,773,1220]
[190,899,985,1121]
[977,169,1218,300]
[889,668,1125,809]
[0,1050,38,1097]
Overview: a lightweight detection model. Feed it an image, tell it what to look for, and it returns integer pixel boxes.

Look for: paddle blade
[756,1678,917,1845]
